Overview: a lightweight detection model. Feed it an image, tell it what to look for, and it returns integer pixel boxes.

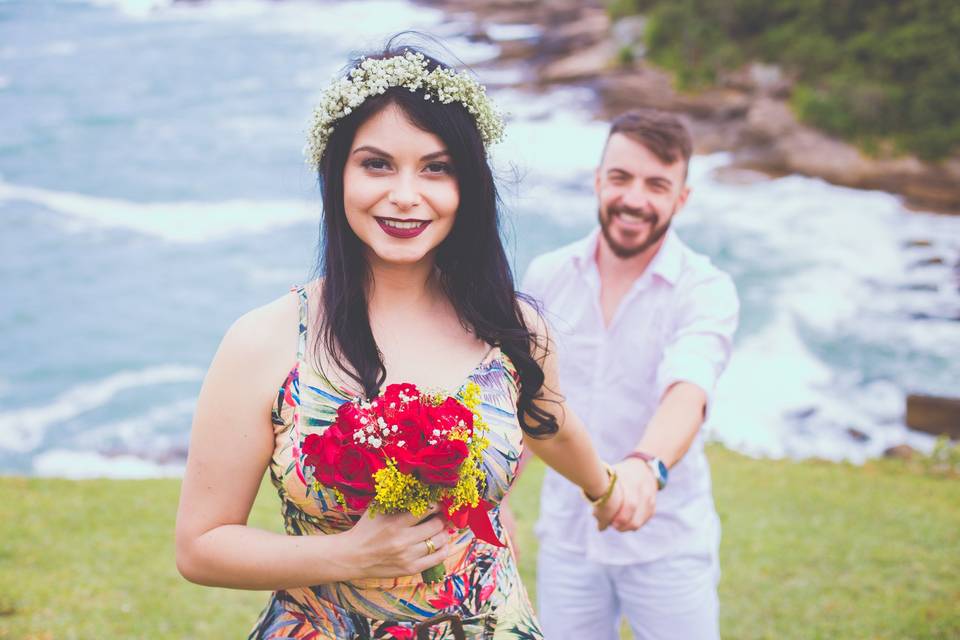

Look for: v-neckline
[308,344,502,402]
[294,284,502,400]
[381,343,501,399]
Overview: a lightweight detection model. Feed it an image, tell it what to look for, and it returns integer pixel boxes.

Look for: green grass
[1,446,957,639]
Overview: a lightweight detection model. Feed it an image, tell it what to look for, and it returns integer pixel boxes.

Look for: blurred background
[2,0,958,480]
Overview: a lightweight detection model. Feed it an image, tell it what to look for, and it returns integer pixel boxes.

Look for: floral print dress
[248,286,543,640]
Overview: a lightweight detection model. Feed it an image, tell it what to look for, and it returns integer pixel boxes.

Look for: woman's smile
[376,217,432,238]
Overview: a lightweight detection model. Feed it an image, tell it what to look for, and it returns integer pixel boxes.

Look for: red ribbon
[442,498,506,548]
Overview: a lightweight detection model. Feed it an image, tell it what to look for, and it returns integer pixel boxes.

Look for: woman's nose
[388,174,421,211]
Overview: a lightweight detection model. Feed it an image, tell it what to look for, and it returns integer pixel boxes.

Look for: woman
[175,44,630,639]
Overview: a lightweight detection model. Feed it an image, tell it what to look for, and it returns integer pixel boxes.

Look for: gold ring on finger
[424,538,437,555]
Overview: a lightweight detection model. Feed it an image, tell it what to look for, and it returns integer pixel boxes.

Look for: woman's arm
[517,302,625,530]
[174,295,451,590]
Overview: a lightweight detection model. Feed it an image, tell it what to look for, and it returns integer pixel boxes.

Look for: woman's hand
[346,507,453,579]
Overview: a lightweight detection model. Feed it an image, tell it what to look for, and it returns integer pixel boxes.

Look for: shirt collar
[572,227,683,286]
[648,229,683,286]
[571,228,601,273]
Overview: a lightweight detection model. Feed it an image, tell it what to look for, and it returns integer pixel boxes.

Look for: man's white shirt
[522,228,739,564]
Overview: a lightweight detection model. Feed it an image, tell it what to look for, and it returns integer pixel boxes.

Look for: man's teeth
[619,211,646,221]
[382,219,424,230]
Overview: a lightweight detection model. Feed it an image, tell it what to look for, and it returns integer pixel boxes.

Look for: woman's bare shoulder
[216,289,304,378]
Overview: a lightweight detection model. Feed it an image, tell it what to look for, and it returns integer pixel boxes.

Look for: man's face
[595,133,690,259]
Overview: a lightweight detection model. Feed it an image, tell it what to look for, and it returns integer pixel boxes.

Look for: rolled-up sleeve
[655,272,739,414]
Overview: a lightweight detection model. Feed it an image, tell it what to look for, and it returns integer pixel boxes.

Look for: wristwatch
[624,451,668,490]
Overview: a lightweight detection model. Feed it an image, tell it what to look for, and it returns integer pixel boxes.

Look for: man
[521,109,739,640]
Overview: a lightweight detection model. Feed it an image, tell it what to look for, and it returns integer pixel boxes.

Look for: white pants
[536,546,720,640]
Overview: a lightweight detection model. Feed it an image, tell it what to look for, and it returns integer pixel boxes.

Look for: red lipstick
[375,217,430,239]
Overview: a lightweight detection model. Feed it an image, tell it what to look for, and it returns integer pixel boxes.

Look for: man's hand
[592,479,624,531]
[609,458,658,532]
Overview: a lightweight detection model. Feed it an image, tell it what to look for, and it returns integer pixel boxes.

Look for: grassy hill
[1,445,957,639]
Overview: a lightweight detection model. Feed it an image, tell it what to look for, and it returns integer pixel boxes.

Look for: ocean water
[1,0,957,477]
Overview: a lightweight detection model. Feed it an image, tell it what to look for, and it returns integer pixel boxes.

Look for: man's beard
[599,203,674,259]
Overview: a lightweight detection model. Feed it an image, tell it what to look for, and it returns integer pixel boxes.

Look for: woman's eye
[361,158,391,171]
[424,161,453,175]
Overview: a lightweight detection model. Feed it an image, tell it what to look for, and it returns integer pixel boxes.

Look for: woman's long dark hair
[313,44,557,437]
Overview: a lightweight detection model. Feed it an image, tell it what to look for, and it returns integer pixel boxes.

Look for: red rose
[416,439,470,485]
[384,441,416,475]
[303,423,384,510]
[303,423,348,455]
[395,403,434,451]
[302,426,347,486]
[389,439,469,487]
[379,385,426,434]
[380,383,420,408]
[329,443,385,510]
[428,397,474,435]
[336,401,373,435]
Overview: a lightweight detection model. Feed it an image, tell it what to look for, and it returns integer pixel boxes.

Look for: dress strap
[290,285,309,362]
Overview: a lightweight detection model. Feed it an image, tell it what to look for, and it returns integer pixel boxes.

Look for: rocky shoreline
[424,0,960,214]
[423,0,960,444]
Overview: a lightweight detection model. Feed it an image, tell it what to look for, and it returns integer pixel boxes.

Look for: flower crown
[305,50,505,168]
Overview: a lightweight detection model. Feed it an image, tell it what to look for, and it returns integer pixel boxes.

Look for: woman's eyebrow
[421,150,450,161]
[352,146,450,161]
[352,145,393,158]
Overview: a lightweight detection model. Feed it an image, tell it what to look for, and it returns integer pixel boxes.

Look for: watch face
[654,460,668,489]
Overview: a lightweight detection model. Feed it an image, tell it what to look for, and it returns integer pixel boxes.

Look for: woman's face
[343,103,460,268]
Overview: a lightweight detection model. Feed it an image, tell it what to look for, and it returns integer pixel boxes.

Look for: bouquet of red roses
[300,381,504,583]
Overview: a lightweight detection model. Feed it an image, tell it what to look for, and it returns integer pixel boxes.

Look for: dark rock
[495,38,541,62]
[846,428,871,443]
[906,394,960,439]
[908,311,960,322]
[786,406,817,421]
[537,8,610,59]
[711,165,772,185]
[541,39,617,82]
[899,283,939,292]
[883,444,916,459]
[908,257,946,268]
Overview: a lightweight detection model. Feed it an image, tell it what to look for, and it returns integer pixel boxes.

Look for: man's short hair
[606,109,693,172]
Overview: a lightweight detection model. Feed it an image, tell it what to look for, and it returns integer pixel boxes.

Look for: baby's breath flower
[304,50,505,167]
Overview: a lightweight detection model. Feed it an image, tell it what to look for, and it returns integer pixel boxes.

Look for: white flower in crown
[304,50,505,167]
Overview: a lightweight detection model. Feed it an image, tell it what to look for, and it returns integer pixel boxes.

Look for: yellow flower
[371,462,431,518]
[460,382,482,411]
